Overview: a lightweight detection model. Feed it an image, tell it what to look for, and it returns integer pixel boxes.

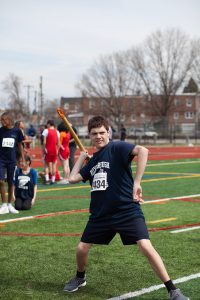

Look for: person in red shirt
[42,120,60,184]
[57,122,71,184]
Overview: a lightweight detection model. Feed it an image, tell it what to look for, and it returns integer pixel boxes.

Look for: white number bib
[2,138,15,148]
[91,171,108,192]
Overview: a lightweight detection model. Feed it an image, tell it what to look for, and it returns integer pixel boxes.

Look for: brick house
[60,93,200,137]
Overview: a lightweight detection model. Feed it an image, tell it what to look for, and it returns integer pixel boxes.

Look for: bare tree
[76,51,140,130]
[192,39,200,88]
[129,28,197,134]
[43,98,60,123]
[1,73,27,119]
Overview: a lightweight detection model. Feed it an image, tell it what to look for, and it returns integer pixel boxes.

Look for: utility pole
[24,85,34,115]
[39,76,44,118]
[34,90,37,112]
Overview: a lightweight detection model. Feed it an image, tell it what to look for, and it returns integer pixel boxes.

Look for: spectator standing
[27,124,37,148]
[0,112,24,214]
[14,154,37,210]
[120,124,127,141]
[57,122,71,184]
[42,120,60,184]
[39,125,45,146]
[15,121,32,158]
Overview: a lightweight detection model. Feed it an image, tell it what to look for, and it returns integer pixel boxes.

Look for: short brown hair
[88,116,109,133]
[18,154,32,166]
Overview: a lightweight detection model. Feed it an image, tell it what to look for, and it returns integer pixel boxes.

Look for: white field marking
[1,194,200,224]
[107,272,200,300]
[0,216,35,223]
[171,226,200,233]
[147,160,200,167]
[144,194,200,204]
[0,209,89,224]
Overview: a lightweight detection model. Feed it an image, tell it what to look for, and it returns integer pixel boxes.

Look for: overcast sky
[0,0,199,110]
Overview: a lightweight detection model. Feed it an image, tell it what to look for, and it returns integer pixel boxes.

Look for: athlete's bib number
[2,138,15,148]
[91,172,108,192]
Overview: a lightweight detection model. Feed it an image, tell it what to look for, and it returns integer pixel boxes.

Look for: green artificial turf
[0,158,200,299]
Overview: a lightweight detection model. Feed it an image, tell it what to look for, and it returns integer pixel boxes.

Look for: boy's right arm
[132,145,149,204]
[69,152,89,183]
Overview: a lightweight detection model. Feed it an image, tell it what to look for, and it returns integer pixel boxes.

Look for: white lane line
[1,194,200,224]
[0,216,35,223]
[107,272,200,299]
[171,226,200,233]
[144,194,200,204]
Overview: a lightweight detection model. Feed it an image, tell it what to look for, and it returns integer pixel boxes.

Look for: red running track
[30,146,200,168]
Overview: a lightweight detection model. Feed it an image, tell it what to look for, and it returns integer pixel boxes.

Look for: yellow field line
[4,184,90,196]
[38,185,90,192]
[36,174,200,193]
[142,174,200,183]
[147,217,176,224]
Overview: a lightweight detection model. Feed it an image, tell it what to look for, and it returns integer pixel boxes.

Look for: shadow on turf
[1,278,101,298]
[1,278,61,291]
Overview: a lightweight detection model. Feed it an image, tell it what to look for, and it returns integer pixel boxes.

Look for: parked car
[144,130,158,137]
[128,128,158,138]
[77,126,88,138]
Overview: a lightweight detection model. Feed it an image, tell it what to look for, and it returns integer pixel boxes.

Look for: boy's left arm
[32,185,37,206]
[132,145,149,204]
[31,170,38,206]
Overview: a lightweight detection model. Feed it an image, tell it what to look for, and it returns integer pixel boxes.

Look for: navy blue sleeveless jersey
[80,141,144,223]
[0,126,24,162]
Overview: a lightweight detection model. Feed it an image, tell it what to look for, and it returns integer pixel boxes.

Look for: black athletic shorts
[81,217,150,245]
[0,161,16,184]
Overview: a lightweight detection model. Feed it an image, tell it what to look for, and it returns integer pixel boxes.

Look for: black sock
[164,280,177,292]
[76,270,85,278]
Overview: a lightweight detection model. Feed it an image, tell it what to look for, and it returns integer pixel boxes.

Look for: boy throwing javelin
[64,116,189,300]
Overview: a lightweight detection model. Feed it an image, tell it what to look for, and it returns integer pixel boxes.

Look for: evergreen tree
[183,78,198,93]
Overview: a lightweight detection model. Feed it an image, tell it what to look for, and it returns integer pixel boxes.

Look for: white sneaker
[0,204,9,214]
[59,179,69,184]
[8,204,19,214]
